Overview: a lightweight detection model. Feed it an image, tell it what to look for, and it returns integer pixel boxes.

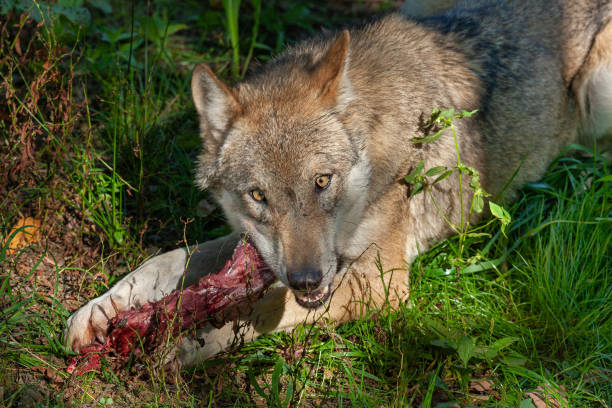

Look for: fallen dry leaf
[470,379,495,393]
[31,365,65,384]
[525,384,567,408]
[3,217,42,255]
[469,379,496,404]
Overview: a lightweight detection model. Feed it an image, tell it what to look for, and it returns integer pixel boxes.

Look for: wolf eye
[315,175,331,190]
[250,189,266,202]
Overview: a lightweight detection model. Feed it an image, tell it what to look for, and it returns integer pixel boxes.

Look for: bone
[67,239,276,375]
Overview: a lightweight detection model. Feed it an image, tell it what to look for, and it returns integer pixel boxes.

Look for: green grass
[207,149,609,407]
[1,1,610,406]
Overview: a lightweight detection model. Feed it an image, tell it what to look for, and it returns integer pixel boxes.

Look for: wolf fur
[67,0,612,367]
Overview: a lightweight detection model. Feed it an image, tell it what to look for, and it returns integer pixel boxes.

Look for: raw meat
[67,239,275,375]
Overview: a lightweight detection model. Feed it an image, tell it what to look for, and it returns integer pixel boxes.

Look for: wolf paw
[66,294,128,352]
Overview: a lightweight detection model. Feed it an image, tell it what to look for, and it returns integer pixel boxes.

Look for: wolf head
[191,31,373,308]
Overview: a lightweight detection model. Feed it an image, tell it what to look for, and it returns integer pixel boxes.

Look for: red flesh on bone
[67,239,275,375]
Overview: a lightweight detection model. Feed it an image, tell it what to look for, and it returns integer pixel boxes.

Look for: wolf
[66,0,612,367]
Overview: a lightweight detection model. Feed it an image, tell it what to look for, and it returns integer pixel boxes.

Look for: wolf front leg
[66,233,241,352]
[176,251,410,367]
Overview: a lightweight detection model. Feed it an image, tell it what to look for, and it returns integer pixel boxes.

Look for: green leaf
[223,0,242,78]
[464,232,490,238]
[415,160,424,175]
[457,335,475,366]
[472,195,484,213]
[51,4,91,25]
[483,347,498,360]
[503,356,527,367]
[27,2,90,24]
[459,109,478,118]
[166,23,188,36]
[430,339,457,350]
[434,170,453,184]
[87,0,112,13]
[440,108,455,119]
[489,201,511,235]
[58,0,84,7]
[405,161,424,183]
[248,369,268,399]
[411,182,424,197]
[461,257,503,274]
[283,380,294,408]
[112,230,124,245]
[424,107,442,128]
[483,337,518,359]
[422,364,442,408]
[491,337,517,351]
[596,174,612,183]
[489,201,505,219]
[412,128,446,144]
[425,166,448,177]
[469,177,482,191]
[519,398,537,408]
[271,357,285,401]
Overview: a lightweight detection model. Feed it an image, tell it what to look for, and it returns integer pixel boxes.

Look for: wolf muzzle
[287,266,322,291]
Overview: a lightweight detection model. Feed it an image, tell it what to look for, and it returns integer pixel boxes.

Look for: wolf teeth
[302,285,330,302]
[307,292,323,301]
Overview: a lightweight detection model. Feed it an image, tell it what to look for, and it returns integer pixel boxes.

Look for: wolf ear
[191,64,241,145]
[192,64,241,189]
[312,30,353,107]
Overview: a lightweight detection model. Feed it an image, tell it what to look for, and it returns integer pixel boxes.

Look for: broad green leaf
[58,0,84,7]
[483,346,498,359]
[112,230,123,244]
[519,399,537,408]
[404,161,424,183]
[461,257,503,274]
[483,337,518,359]
[431,339,457,350]
[411,182,423,197]
[167,23,189,36]
[51,4,91,25]
[491,337,518,351]
[28,3,91,25]
[87,0,112,13]
[434,170,453,184]
[489,201,511,235]
[440,108,454,119]
[457,335,475,366]
[415,160,424,175]
[425,166,448,177]
[503,356,527,367]
[489,201,505,219]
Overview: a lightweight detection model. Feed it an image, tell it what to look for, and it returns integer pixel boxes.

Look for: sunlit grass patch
[211,150,610,407]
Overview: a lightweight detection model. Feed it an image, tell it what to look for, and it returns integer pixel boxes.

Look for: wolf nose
[287,267,322,291]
